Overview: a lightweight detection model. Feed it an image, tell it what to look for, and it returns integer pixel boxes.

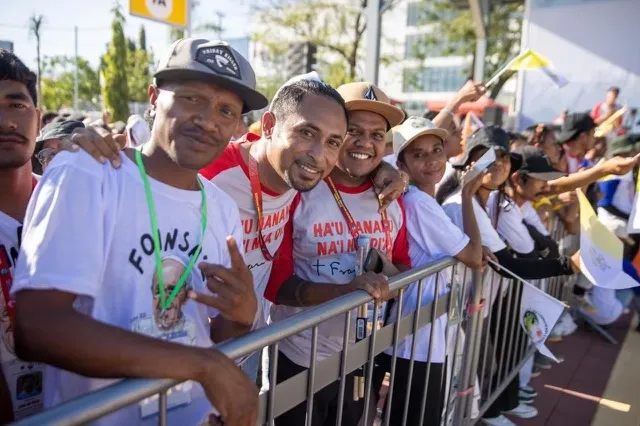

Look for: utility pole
[74,25,79,111]
[365,0,382,85]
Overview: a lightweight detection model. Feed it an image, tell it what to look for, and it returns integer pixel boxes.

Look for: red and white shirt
[199,134,297,326]
[265,179,411,368]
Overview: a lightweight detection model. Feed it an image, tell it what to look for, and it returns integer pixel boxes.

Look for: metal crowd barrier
[13,219,580,426]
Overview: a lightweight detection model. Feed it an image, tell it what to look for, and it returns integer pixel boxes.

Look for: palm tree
[28,14,45,108]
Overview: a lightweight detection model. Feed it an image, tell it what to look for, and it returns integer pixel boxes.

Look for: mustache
[0,131,28,143]
[179,125,220,145]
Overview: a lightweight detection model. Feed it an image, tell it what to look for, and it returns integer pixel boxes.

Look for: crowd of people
[1,35,639,426]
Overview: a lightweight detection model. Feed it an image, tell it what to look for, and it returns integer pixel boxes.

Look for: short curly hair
[0,49,37,105]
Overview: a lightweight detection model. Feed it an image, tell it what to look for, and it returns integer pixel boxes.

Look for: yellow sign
[129,0,189,28]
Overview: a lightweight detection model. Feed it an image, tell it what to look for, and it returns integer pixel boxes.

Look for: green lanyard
[135,150,208,310]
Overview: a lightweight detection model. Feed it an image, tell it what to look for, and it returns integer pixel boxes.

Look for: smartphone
[461,147,497,187]
[364,248,384,274]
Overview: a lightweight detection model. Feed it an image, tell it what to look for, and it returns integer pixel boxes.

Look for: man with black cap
[11,39,266,426]
[556,112,596,173]
[32,119,85,174]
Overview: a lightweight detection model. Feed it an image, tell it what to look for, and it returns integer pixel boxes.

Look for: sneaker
[534,357,553,370]
[520,386,538,398]
[504,403,538,419]
[576,293,598,314]
[520,395,535,405]
[481,415,517,426]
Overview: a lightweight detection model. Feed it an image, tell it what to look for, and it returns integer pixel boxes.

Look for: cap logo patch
[410,118,426,128]
[364,86,377,101]
[196,46,241,80]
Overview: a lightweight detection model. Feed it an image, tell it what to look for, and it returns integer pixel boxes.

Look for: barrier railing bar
[335,310,351,426]
[486,275,504,399]
[401,278,425,426]
[12,258,457,426]
[418,274,440,426]
[464,269,488,425]
[362,302,380,426]
[266,342,279,426]
[383,287,404,426]
[158,391,167,426]
[305,326,319,425]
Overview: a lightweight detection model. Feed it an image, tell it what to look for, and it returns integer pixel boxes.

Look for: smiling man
[11,39,266,426]
[264,82,411,426]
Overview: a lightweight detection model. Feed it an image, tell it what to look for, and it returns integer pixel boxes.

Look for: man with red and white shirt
[199,78,408,382]
[592,87,624,135]
[264,82,411,426]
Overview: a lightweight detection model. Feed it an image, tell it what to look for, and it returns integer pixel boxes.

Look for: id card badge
[2,357,44,420]
[132,316,197,418]
[139,380,193,418]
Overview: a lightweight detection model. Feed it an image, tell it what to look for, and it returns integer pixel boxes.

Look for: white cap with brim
[393,116,449,156]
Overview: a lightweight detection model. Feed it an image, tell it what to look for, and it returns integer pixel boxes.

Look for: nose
[192,107,218,134]
[0,111,18,131]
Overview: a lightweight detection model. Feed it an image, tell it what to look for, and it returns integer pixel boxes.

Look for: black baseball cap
[515,146,565,181]
[451,125,522,172]
[35,120,85,152]
[154,38,268,113]
[556,112,595,143]
[609,133,640,157]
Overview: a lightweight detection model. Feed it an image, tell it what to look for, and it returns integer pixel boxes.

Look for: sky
[1,0,253,72]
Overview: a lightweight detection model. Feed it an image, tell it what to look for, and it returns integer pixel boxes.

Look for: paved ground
[515,311,635,426]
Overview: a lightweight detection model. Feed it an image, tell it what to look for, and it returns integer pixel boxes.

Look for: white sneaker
[504,403,538,419]
[481,415,517,426]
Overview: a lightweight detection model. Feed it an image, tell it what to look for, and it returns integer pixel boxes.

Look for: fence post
[453,268,485,425]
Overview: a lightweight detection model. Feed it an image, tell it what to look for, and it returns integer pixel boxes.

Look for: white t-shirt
[488,192,535,255]
[443,190,506,317]
[266,179,411,368]
[435,161,456,193]
[12,151,243,426]
[0,177,46,420]
[384,186,468,363]
[521,201,550,237]
[200,134,297,326]
[566,154,581,174]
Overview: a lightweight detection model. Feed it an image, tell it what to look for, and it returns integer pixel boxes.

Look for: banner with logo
[578,189,640,289]
[520,280,564,362]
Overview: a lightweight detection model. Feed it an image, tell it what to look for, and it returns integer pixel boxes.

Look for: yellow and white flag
[486,49,569,89]
[578,189,639,289]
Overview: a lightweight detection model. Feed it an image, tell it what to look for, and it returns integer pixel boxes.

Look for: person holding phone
[264,82,412,426]
[374,117,486,426]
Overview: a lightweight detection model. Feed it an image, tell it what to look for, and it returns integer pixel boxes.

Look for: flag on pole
[520,280,565,362]
[487,259,565,362]
[468,112,484,129]
[486,49,569,89]
[578,189,640,289]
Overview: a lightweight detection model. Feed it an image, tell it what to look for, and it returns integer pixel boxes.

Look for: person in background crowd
[11,39,265,426]
[40,112,58,128]
[264,82,410,426]
[111,120,126,136]
[438,126,585,426]
[527,124,563,170]
[126,114,151,148]
[556,112,596,174]
[376,116,485,426]
[32,120,85,174]
[592,87,624,131]
[248,119,262,136]
[0,48,126,423]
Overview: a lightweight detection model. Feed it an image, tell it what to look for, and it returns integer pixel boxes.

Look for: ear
[148,85,159,117]
[397,159,408,173]
[262,111,276,139]
[510,171,520,185]
[35,108,42,134]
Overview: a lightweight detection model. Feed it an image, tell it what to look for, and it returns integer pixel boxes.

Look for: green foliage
[169,27,185,42]
[101,4,130,121]
[411,0,523,97]
[28,14,45,108]
[138,25,147,52]
[126,33,153,103]
[41,56,100,111]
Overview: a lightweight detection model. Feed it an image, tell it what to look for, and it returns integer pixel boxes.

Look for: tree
[101,4,130,121]
[251,0,400,88]
[126,36,153,103]
[169,27,185,42]
[28,14,45,108]
[138,24,147,52]
[410,0,523,98]
[41,56,100,111]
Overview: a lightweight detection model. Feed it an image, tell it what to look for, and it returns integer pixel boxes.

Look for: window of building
[403,66,468,93]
